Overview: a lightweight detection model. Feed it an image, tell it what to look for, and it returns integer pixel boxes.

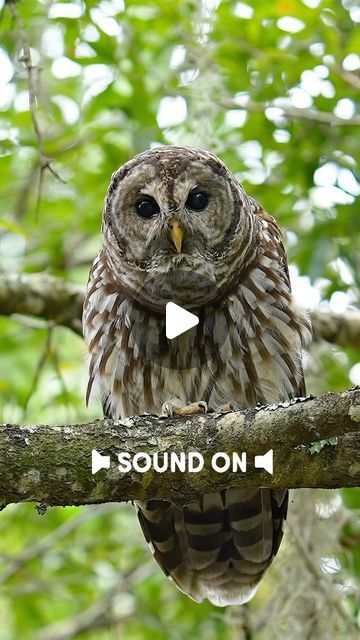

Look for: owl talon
[161,399,208,417]
[160,402,174,418]
[218,402,240,413]
[172,401,208,416]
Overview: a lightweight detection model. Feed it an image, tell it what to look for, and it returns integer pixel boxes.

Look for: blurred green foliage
[0,0,359,637]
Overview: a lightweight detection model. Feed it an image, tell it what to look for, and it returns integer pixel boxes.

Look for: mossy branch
[0,388,359,509]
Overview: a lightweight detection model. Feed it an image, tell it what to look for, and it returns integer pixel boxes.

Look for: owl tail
[135,487,288,607]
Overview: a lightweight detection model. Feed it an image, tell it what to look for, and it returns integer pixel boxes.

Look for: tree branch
[220,98,360,126]
[1,272,359,348]
[0,272,83,335]
[0,388,359,508]
[311,309,360,349]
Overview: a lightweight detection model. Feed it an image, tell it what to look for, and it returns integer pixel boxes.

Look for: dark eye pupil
[136,197,160,218]
[186,190,209,211]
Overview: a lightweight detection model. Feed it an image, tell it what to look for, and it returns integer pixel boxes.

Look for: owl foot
[210,401,241,414]
[173,401,208,416]
[219,402,234,413]
[161,399,208,417]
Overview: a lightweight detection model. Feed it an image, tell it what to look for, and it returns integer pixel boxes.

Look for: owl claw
[160,402,174,418]
[173,401,208,416]
[218,402,240,413]
[161,400,208,417]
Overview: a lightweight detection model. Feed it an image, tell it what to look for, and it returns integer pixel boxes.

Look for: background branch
[0,272,359,348]
[219,98,360,126]
[311,309,360,349]
[0,272,83,334]
[0,388,359,508]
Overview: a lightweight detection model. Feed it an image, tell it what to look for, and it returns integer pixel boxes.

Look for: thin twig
[21,326,53,419]
[7,0,65,217]
[34,562,154,640]
[329,62,360,91]
[288,523,358,634]
[50,339,73,409]
[0,504,118,586]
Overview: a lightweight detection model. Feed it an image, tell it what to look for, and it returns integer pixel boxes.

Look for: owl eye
[136,196,160,218]
[186,189,209,211]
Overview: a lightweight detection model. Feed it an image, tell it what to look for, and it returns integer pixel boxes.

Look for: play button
[166,302,199,339]
[131,268,227,369]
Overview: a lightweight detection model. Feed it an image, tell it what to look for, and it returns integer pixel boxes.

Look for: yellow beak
[169,217,184,253]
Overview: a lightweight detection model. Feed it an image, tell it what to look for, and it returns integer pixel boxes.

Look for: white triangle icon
[91,449,110,475]
[166,302,199,339]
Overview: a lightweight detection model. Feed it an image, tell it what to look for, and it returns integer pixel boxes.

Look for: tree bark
[0,388,359,509]
[1,272,359,348]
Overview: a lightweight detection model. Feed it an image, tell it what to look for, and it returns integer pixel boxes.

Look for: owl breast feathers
[83,145,311,606]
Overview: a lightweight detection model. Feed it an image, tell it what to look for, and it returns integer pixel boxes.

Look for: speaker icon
[92,449,111,475]
[254,449,273,475]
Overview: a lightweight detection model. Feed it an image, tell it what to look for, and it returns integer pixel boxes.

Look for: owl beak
[168,217,184,253]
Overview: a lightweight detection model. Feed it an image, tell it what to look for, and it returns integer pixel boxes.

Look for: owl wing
[254,201,309,396]
[83,250,126,416]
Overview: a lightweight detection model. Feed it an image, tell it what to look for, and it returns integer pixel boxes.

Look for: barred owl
[83,146,311,607]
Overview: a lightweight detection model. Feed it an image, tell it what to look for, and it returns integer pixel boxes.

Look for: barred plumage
[83,146,311,606]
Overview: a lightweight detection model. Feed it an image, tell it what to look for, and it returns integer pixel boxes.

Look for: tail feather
[135,487,288,606]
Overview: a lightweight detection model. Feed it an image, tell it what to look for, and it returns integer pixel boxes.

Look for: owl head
[102,146,257,309]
